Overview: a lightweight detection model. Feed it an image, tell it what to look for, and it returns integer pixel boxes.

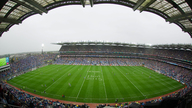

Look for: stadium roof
[53,41,192,51]
[0,0,192,38]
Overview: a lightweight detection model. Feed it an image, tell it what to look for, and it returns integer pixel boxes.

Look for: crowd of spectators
[54,57,145,66]
[60,45,192,61]
[0,53,57,80]
[0,82,89,108]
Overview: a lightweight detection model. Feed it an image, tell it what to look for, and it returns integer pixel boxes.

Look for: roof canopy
[0,0,192,37]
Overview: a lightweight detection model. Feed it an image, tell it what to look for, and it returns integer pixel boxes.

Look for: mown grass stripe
[76,66,91,98]
[115,66,145,97]
[100,66,107,99]
[44,65,77,91]
[7,65,184,103]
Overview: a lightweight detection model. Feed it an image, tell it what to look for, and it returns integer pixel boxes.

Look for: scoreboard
[0,57,9,66]
[0,57,10,72]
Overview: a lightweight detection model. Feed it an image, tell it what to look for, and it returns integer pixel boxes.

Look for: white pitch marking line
[115,66,145,97]
[76,66,91,99]
[131,66,177,90]
[100,66,107,100]
[44,66,75,91]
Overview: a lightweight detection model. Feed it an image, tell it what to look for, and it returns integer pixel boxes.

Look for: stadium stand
[1,42,192,108]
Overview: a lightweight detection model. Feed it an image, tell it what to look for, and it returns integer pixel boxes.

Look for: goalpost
[32,67,37,71]
[31,60,37,71]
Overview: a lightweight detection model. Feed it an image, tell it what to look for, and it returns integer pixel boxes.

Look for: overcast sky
[0,4,192,55]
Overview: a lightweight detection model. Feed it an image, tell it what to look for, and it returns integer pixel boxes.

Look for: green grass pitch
[8,65,185,103]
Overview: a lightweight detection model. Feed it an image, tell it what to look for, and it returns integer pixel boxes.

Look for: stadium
[1,42,192,108]
[0,0,192,108]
